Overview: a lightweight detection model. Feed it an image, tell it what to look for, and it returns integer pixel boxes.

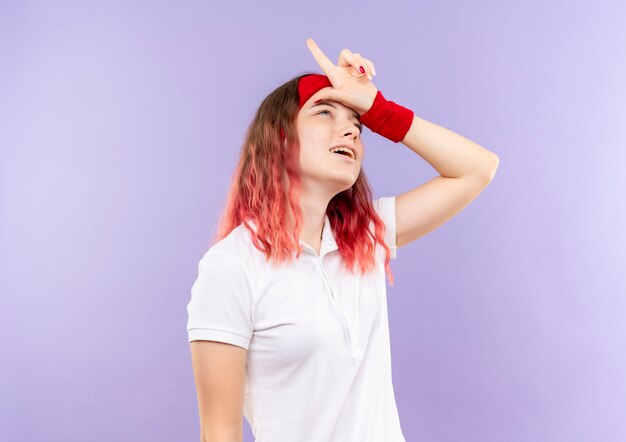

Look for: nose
[339,118,359,139]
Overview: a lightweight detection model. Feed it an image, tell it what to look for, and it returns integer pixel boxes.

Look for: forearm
[400,114,499,179]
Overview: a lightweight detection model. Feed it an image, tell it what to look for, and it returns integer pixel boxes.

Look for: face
[294,87,364,196]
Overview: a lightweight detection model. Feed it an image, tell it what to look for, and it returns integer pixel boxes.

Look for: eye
[318,109,362,134]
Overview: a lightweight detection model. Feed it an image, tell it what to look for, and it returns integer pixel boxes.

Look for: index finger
[305,38,335,76]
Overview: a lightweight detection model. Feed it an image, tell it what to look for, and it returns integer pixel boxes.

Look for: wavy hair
[211,72,395,285]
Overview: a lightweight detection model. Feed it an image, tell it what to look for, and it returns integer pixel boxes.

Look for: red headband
[298,74,332,109]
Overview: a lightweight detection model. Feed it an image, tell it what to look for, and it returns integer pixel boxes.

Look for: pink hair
[211,72,395,286]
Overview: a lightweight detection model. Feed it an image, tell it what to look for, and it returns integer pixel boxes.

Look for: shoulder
[372,195,396,218]
[208,224,250,258]
[202,223,267,282]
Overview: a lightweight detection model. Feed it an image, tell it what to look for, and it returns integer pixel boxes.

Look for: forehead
[304,87,359,119]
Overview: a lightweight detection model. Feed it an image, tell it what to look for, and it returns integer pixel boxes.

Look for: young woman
[187,38,499,442]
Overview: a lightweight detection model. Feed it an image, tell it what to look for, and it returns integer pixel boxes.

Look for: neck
[286,193,330,254]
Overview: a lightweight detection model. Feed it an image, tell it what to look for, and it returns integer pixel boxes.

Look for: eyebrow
[310,100,362,127]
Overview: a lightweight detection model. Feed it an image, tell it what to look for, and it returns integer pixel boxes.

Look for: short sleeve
[186,250,254,349]
[372,196,398,260]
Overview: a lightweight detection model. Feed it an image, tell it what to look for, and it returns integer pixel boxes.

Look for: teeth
[330,146,354,159]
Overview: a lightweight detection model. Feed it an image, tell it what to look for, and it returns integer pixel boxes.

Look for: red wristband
[359,90,414,143]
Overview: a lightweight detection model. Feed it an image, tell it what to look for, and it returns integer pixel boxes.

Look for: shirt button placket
[347,319,360,356]
[314,257,354,352]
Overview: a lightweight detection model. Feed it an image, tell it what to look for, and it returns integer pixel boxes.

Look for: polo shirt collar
[243,215,339,257]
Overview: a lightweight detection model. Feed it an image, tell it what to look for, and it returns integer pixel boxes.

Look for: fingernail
[359,66,365,74]
[372,67,376,75]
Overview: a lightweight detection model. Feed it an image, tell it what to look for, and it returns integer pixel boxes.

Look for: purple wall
[1,1,625,441]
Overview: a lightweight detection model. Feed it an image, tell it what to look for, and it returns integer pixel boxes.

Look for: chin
[339,179,358,193]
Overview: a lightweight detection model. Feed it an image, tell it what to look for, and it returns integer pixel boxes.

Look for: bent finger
[338,49,367,78]
[353,53,375,79]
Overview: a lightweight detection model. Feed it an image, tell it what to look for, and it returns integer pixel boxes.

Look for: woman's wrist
[359,90,414,143]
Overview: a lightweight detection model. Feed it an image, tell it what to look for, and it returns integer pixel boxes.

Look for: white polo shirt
[187,196,405,442]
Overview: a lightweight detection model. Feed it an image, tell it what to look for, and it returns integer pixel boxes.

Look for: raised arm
[394,115,499,247]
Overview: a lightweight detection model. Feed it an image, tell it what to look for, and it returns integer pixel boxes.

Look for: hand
[305,38,378,116]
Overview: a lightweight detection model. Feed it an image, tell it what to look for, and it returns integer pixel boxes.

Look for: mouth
[329,145,357,160]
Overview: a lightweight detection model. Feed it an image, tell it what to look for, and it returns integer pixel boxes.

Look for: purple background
[1,1,625,441]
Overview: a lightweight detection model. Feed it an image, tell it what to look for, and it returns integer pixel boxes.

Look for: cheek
[300,126,325,145]
[298,128,328,155]
[299,143,324,165]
